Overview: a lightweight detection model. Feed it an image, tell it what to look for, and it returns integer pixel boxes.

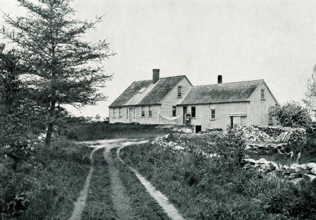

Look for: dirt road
[69,139,184,220]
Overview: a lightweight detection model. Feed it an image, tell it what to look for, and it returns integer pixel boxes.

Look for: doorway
[129,108,133,123]
[195,125,202,133]
[183,106,187,124]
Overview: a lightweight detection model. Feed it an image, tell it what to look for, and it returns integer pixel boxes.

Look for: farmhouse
[109,69,278,132]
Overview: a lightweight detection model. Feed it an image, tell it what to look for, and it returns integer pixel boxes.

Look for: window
[133,108,136,118]
[148,106,152,117]
[261,89,265,101]
[126,108,128,119]
[178,86,182,97]
[113,109,116,118]
[141,107,145,117]
[172,106,176,117]
[119,108,122,118]
[191,106,196,118]
[211,109,215,120]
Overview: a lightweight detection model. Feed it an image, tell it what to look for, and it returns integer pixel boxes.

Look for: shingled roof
[109,75,188,107]
[179,79,264,105]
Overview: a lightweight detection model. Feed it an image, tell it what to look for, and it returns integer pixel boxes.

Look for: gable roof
[109,75,189,107]
[179,79,264,105]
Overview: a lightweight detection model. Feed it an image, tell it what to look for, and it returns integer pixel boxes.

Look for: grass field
[67,122,172,141]
[0,138,91,219]
[120,134,316,220]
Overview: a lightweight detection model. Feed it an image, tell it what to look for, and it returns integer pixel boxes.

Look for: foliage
[213,130,245,166]
[1,0,114,146]
[120,134,316,219]
[0,45,44,170]
[67,122,171,141]
[0,138,91,219]
[304,66,316,115]
[265,180,316,219]
[269,102,312,128]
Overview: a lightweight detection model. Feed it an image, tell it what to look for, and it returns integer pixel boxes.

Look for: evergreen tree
[0,45,40,169]
[304,66,316,118]
[1,0,113,146]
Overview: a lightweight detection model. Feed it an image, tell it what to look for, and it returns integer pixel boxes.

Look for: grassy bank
[0,138,91,219]
[120,137,316,219]
[67,122,172,141]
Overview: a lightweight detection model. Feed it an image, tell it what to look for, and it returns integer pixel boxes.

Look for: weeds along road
[70,139,184,220]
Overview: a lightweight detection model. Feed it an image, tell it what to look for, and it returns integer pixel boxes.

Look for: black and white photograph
[0,0,316,219]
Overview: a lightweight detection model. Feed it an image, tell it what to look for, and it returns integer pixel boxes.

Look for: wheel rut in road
[103,146,135,220]
[117,142,185,220]
[69,147,98,220]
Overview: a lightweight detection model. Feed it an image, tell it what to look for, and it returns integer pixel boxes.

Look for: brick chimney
[218,75,222,84]
[153,69,160,84]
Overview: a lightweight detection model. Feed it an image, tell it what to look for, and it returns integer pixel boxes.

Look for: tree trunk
[45,122,54,147]
[45,100,56,147]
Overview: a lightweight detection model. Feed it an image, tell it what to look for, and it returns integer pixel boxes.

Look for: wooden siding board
[159,78,193,125]
[249,83,278,126]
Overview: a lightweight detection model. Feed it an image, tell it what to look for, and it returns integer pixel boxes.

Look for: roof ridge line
[194,79,264,87]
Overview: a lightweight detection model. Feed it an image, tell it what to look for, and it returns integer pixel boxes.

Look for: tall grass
[120,141,316,219]
[67,122,172,141]
[0,137,91,219]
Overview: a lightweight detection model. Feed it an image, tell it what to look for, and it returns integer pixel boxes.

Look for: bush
[214,130,245,166]
[265,180,316,219]
[269,102,312,129]
[0,138,91,219]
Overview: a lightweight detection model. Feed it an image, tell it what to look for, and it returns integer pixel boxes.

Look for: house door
[129,108,133,123]
[183,106,187,124]
[230,116,234,128]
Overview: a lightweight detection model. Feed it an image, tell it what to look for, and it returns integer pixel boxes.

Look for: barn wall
[249,83,278,126]
[187,102,249,131]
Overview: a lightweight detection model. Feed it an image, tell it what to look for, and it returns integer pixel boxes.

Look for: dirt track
[69,139,185,220]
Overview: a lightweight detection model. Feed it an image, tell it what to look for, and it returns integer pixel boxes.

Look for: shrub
[213,130,245,166]
[269,102,312,129]
[0,138,91,219]
[265,180,316,219]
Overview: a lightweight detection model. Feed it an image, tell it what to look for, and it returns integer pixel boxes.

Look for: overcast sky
[1,0,316,119]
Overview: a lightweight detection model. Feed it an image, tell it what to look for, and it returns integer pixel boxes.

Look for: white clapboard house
[109,69,278,132]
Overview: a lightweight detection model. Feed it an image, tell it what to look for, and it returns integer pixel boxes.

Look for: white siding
[188,102,249,131]
[158,78,193,125]
[248,82,278,126]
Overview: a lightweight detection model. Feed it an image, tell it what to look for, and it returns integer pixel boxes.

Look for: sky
[1,0,316,119]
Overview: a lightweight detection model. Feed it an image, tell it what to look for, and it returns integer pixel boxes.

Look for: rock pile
[152,133,184,150]
[152,133,221,158]
[243,158,316,184]
[245,142,288,154]
[233,126,274,142]
[233,126,306,144]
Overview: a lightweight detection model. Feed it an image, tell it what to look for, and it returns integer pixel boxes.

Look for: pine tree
[1,0,113,146]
